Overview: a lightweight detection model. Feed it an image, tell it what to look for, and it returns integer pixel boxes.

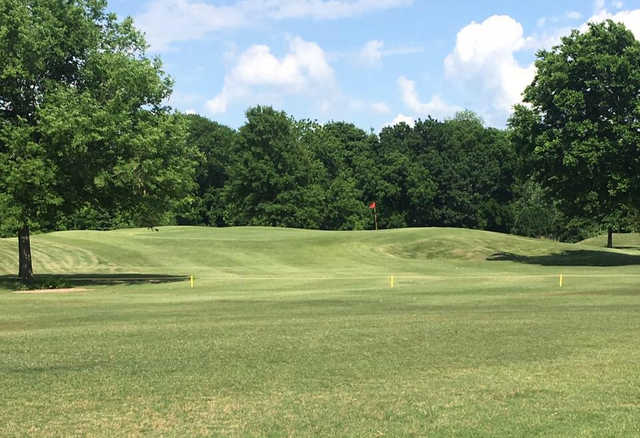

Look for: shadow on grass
[0,273,188,291]
[487,250,640,267]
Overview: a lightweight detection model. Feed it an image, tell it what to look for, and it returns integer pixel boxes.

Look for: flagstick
[374,206,378,231]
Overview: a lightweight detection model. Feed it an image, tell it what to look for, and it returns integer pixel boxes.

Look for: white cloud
[206,36,335,114]
[587,8,640,38]
[443,6,640,123]
[371,102,391,114]
[136,0,246,52]
[356,40,424,67]
[137,0,413,51]
[397,76,461,120]
[398,5,640,127]
[385,113,415,127]
[444,15,536,113]
[567,11,583,20]
[530,6,640,53]
[206,94,230,114]
[525,25,573,51]
[359,40,384,66]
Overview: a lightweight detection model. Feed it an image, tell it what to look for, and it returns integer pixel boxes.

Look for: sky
[106,0,640,130]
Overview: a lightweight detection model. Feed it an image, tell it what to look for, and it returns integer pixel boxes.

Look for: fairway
[1,227,640,436]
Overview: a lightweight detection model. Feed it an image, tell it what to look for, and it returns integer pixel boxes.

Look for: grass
[1,226,639,436]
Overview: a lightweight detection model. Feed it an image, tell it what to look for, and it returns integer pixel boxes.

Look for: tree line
[2,0,640,282]
[21,105,624,243]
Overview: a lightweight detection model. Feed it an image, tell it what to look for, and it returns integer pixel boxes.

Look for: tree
[174,114,235,226]
[378,121,437,228]
[510,178,564,239]
[384,113,516,232]
[509,20,640,247]
[300,121,370,230]
[223,106,327,228]
[430,113,515,231]
[0,0,196,281]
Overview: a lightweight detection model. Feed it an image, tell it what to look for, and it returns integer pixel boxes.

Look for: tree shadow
[487,250,640,267]
[0,273,188,291]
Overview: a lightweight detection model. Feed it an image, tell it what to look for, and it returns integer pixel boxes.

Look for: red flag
[368,201,376,209]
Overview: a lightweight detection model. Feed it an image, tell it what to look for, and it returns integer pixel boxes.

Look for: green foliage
[149,107,521,234]
[510,179,564,239]
[298,121,371,230]
[0,0,196,242]
[376,114,516,232]
[376,121,436,228]
[173,114,235,226]
[223,107,324,227]
[510,20,640,233]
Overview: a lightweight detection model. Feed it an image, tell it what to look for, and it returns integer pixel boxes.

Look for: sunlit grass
[1,227,639,436]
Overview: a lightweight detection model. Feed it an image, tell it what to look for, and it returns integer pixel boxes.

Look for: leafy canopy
[0,0,196,235]
[509,20,640,228]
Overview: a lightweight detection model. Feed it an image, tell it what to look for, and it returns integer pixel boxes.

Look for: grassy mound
[2,226,637,279]
[1,227,640,436]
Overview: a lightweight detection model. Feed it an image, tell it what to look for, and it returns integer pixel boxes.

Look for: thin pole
[374,207,378,231]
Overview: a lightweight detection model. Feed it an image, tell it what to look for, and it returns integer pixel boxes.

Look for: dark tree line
[170,103,637,241]
[46,105,591,239]
[175,106,524,233]
[4,101,636,245]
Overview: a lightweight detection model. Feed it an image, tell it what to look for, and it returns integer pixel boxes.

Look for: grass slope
[1,227,639,436]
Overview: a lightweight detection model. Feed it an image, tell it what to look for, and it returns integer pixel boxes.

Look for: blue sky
[106,0,640,130]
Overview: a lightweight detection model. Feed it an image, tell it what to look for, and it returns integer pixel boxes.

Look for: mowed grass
[1,226,640,437]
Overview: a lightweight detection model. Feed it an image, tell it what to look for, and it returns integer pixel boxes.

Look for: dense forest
[6,104,633,242]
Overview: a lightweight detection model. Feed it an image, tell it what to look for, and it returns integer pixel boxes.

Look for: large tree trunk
[18,224,34,283]
[607,227,613,249]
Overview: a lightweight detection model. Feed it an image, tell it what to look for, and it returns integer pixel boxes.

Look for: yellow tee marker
[389,275,395,289]
[190,275,194,289]
[559,273,563,288]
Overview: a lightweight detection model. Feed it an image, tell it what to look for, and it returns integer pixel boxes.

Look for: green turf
[1,227,639,436]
